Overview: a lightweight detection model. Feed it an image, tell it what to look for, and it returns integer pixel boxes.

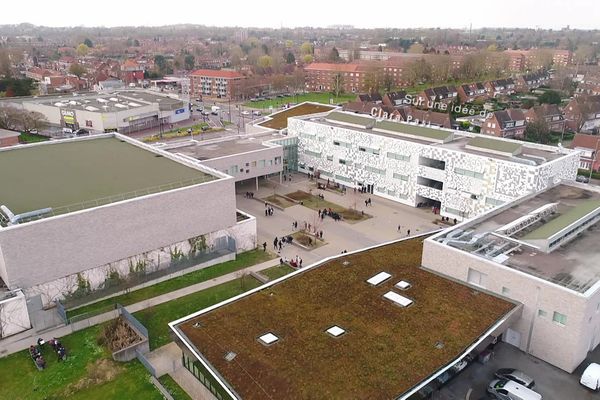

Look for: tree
[0,106,22,130]
[408,43,425,54]
[300,42,313,55]
[69,63,86,78]
[362,66,383,94]
[83,38,94,48]
[76,43,89,57]
[332,73,344,97]
[406,58,432,85]
[257,55,273,69]
[329,47,340,62]
[525,120,551,144]
[22,111,48,132]
[184,54,195,70]
[382,73,394,92]
[154,55,167,73]
[133,39,140,47]
[302,54,314,64]
[0,50,11,78]
[539,90,562,105]
[285,52,295,64]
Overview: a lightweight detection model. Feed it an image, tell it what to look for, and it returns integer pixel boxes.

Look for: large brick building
[189,69,244,99]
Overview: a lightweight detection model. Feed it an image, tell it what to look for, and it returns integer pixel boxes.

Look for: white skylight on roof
[367,272,391,286]
[109,97,119,102]
[383,291,413,307]
[128,102,141,107]
[326,326,346,337]
[114,103,127,108]
[258,332,279,345]
[97,98,108,103]
[395,281,411,290]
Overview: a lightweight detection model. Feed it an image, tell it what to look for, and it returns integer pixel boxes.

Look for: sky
[2,0,599,30]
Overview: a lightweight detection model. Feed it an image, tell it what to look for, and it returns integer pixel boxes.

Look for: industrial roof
[466,136,522,155]
[374,119,453,141]
[522,199,600,240]
[173,238,515,399]
[0,135,216,217]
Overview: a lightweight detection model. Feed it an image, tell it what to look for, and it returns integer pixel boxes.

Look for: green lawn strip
[244,92,355,109]
[68,360,162,400]
[261,265,296,281]
[134,276,263,350]
[0,324,161,400]
[19,132,50,143]
[286,190,369,222]
[142,123,221,143]
[67,250,275,320]
[158,374,193,400]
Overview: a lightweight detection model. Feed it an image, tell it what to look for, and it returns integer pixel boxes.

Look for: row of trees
[0,106,48,132]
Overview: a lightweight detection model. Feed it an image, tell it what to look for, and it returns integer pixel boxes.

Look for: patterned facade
[289,117,579,220]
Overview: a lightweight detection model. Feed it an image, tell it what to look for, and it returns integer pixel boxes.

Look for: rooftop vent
[367,272,391,286]
[224,351,237,362]
[258,332,279,346]
[383,291,413,307]
[395,281,411,290]
[435,341,445,349]
[326,326,346,338]
[192,322,202,328]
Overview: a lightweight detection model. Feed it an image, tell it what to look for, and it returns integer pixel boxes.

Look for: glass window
[553,311,567,325]
[467,268,487,288]
[538,309,547,317]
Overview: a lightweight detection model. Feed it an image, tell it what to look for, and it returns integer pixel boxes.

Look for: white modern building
[290,111,580,221]
[423,182,600,372]
[0,134,257,335]
[0,90,190,134]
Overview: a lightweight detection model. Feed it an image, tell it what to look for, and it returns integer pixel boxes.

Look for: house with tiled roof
[481,109,527,138]
[570,133,600,170]
[525,104,565,132]
[457,82,488,103]
[564,95,600,133]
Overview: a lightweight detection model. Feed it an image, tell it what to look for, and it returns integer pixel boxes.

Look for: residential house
[485,78,516,97]
[357,93,383,103]
[481,109,527,138]
[120,59,144,84]
[570,133,600,170]
[382,91,408,108]
[563,96,600,133]
[457,82,488,103]
[525,104,566,132]
[416,85,458,109]
[516,71,550,92]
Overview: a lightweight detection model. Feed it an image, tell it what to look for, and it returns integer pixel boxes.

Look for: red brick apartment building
[189,69,244,99]
[553,50,573,67]
[304,63,365,93]
[482,109,527,138]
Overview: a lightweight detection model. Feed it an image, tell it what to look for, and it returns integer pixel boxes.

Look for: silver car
[494,368,535,388]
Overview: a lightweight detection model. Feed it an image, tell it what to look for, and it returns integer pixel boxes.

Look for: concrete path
[0,257,279,357]
[145,342,181,378]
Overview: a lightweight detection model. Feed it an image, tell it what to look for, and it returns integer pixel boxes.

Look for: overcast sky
[3,0,599,30]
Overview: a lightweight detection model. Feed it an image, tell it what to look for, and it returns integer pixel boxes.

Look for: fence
[136,349,156,377]
[118,303,149,339]
[62,235,237,314]
[56,300,68,325]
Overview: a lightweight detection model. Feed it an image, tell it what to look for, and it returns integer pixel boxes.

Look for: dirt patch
[101,316,143,352]
[69,359,124,392]
[286,190,371,223]
[291,231,326,249]
[262,194,297,208]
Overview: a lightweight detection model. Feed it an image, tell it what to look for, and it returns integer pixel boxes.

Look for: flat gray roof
[325,111,375,128]
[0,129,19,139]
[173,137,274,160]
[467,136,522,155]
[0,136,215,217]
[435,184,600,293]
[374,120,453,141]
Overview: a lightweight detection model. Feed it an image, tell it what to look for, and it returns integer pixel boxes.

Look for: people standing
[262,242,267,251]
[407,229,411,236]
[273,237,278,250]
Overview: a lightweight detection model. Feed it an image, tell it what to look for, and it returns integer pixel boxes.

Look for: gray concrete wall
[0,177,236,289]
[422,238,591,372]
[201,146,283,183]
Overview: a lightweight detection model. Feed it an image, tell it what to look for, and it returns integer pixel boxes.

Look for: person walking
[278,241,282,251]
[397,224,401,232]
[407,229,411,236]
[273,237,278,250]
[262,242,267,251]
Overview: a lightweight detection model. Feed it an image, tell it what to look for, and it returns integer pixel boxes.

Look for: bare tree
[0,106,22,130]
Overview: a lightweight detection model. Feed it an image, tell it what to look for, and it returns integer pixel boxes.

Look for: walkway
[0,258,279,357]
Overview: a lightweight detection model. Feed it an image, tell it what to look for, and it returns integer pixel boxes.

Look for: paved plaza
[236,172,443,266]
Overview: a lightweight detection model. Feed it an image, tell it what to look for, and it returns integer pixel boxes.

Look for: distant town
[1,21,600,400]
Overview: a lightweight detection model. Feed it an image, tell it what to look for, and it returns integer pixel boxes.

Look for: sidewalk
[0,258,279,357]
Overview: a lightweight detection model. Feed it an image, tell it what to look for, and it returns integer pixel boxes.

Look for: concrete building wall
[0,177,236,291]
[201,146,283,183]
[0,290,31,338]
[290,118,579,220]
[422,238,591,372]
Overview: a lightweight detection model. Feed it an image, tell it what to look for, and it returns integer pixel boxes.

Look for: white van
[581,362,600,390]
[488,379,542,400]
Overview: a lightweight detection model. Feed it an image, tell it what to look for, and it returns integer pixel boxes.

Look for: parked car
[26,129,38,134]
[252,110,262,116]
[576,175,590,183]
[487,379,542,400]
[494,368,535,388]
[581,362,600,390]
[201,111,210,116]
[241,110,251,116]
[74,128,89,136]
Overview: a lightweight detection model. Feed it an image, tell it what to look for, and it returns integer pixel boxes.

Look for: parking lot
[437,342,597,400]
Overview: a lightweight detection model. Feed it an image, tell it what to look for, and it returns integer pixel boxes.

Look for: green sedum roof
[374,120,452,141]
[467,136,522,155]
[522,200,600,241]
[325,111,375,128]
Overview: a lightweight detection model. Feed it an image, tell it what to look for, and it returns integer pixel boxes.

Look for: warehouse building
[289,110,580,221]
[0,90,190,134]
[0,134,257,335]
[424,182,600,372]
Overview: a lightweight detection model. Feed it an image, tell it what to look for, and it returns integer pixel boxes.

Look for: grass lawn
[244,92,356,109]
[142,123,222,143]
[67,250,275,321]
[158,374,193,400]
[134,276,263,350]
[19,132,50,143]
[0,325,161,400]
[261,265,296,281]
[263,194,297,208]
[286,190,370,223]
[291,231,327,249]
